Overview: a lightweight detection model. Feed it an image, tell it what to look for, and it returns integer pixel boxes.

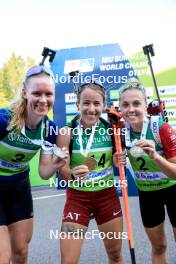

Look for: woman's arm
[56,126,72,181]
[151,154,176,179]
[39,152,66,180]
[39,126,70,180]
[135,138,176,179]
[56,126,89,182]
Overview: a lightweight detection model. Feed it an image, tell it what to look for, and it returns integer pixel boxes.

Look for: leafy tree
[0,69,7,107]
[1,53,36,101]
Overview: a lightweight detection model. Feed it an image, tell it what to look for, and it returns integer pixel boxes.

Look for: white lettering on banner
[132,69,150,76]
[102,57,114,63]
[159,85,176,96]
[99,63,124,71]
[65,93,77,103]
[125,61,148,69]
[128,69,150,77]
[101,54,145,64]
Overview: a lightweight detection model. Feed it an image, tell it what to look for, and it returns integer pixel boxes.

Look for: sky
[0,0,176,72]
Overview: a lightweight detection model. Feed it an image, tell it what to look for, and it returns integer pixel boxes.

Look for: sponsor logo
[64,58,94,74]
[8,132,32,144]
[113,210,121,216]
[163,98,176,107]
[159,85,176,96]
[65,93,77,103]
[152,121,158,133]
[165,109,176,118]
[136,171,168,180]
[65,104,78,114]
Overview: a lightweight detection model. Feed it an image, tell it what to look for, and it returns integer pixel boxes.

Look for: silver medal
[130,145,144,158]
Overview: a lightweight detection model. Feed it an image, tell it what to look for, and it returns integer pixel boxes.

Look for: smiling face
[23,74,55,118]
[77,87,105,128]
[119,88,147,132]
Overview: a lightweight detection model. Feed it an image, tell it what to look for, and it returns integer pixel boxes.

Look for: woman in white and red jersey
[116,79,176,264]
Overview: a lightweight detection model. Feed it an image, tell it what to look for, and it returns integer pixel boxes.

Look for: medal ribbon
[125,117,149,147]
[78,122,97,157]
[21,119,52,147]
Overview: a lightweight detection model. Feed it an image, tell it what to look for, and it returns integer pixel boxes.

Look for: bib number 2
[136,157,148,171]
[11,154,26,163]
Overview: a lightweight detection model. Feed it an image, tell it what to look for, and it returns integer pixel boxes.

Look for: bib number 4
[91,153,106,167]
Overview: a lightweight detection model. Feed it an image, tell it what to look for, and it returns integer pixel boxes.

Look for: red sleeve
[159,123,176,159]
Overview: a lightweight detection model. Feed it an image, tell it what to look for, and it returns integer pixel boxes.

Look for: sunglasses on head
[119,78,145,95]
[25,65,54,81]
[76,79,105,93]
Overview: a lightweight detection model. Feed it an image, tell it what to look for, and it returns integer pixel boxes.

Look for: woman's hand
[52,145,69,163]
[135,140,158,160]
[113,149,126,167]
[71,165,89,180]
[52,146,69,168]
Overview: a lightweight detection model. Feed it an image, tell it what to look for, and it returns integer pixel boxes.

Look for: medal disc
[130,146,144,158]
[83,157,97,171]
[53,145,67,158]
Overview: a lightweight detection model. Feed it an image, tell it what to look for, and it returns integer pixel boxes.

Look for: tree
[0,69,7,107]
[1,53,36,101]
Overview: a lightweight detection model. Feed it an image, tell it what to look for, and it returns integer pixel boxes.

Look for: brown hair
[76,83,106,107]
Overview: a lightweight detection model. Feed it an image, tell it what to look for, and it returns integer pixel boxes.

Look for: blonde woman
[116,80,176,264]
[0,65,66,264]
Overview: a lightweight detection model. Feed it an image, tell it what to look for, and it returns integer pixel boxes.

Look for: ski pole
[108,106,136,264]
[143,44,166,121]
[40,47,56,65]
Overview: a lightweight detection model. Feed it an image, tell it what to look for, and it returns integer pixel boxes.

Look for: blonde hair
[8,85,27,132]
[8,72,54,132]
[119,80,147,105]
